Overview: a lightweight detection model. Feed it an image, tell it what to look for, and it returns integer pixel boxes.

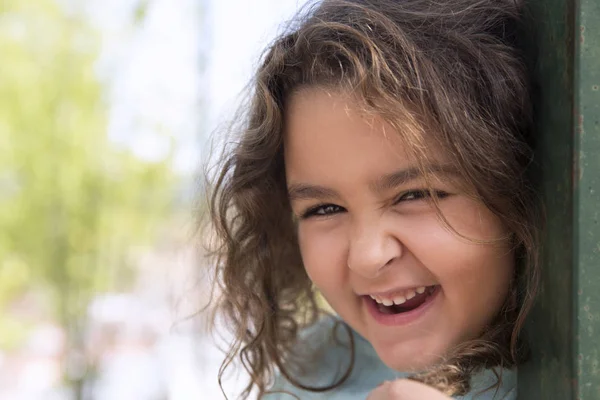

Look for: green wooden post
[519,0,600,398]
[573,1,600,398]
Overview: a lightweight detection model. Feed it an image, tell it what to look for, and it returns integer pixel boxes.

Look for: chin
[373,341,446,373]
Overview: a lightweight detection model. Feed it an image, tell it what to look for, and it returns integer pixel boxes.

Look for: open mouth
[369,285,439,315]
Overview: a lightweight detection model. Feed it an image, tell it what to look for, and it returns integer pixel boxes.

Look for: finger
[386,379,452,400]
[366,381,392,400]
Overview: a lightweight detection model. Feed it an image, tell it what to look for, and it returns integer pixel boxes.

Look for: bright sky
[207,0,306,126]
[89,0,307,174]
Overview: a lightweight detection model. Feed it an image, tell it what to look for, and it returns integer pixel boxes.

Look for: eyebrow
[370,164,457,193]
[287,183,340,203]
[287,164,457,202]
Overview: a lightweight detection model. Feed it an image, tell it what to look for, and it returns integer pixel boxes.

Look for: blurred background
[0,0,306,398]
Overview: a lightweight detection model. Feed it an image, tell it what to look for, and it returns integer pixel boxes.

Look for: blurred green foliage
[0,0,176,359]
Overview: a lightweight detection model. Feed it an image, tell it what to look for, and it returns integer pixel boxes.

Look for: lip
[363,285,440,326]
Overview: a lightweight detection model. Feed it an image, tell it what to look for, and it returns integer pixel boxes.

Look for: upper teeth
[369,286,428,305]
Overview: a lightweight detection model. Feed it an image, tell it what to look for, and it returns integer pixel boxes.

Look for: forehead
[283,88,446,181]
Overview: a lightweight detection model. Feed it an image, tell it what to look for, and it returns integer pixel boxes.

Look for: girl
[206,0,540,398]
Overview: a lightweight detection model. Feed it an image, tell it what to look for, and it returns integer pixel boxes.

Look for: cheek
[443,245,514,340]
[406,224,513,290]
[403,201,514,320]
[442,201,515,290]
[430,242,514,301]
[442,197,509,242]
[297,224,348,289]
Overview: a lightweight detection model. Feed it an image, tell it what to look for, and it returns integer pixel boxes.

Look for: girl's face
[284,88,514,372]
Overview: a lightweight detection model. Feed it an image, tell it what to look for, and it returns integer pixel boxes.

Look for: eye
[301,203,345,219]
[396,189,449,203]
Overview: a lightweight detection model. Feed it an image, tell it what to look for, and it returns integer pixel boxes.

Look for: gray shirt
[263,317,516,400]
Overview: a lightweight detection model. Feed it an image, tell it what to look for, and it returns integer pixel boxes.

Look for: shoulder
[262,316,401,400]
[455,368,517,400]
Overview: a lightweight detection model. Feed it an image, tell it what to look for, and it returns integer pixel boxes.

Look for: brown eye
[301,204,344,219]
[400,190,429,201]
[396,190,449,203]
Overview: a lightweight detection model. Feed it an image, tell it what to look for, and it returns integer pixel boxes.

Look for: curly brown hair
[205,0,541,398]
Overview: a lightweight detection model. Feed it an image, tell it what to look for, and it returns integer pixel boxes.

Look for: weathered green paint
[519,0,600,399]
[573,1,600,398]
[518,0,575,398]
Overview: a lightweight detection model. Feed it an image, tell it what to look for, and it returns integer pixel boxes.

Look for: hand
[367,379,452,400]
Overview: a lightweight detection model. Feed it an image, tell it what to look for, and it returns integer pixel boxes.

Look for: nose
[346,217,402,278]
